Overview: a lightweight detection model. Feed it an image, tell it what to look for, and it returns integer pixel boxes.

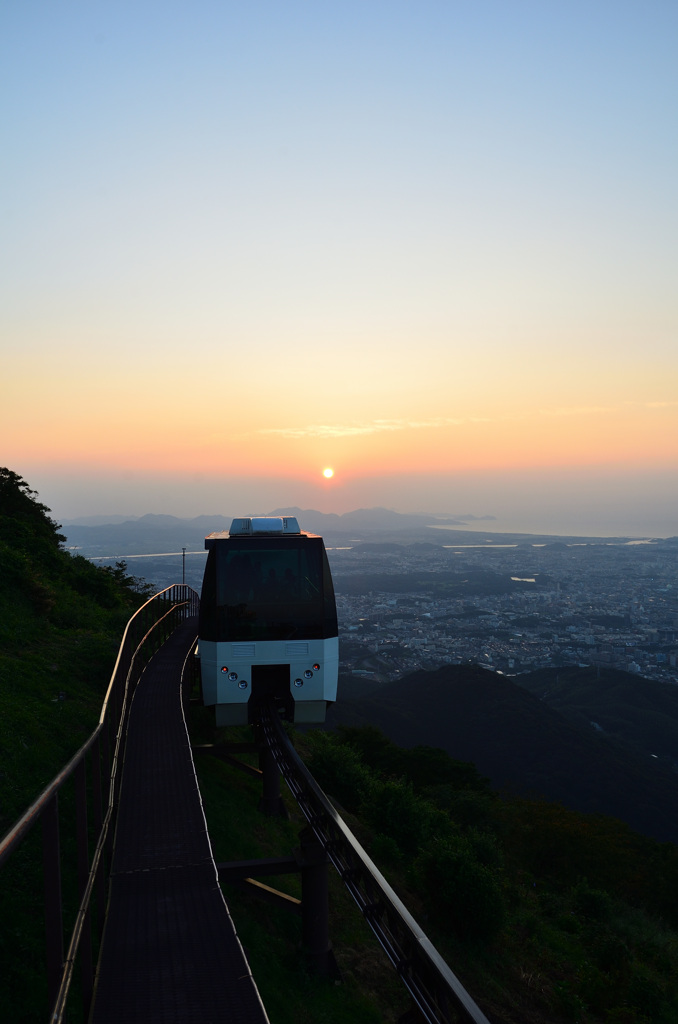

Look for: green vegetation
[3,467,678,1023]
[0,468,153,831]
[195,715,678,1023]
[295,725,678,1023]
[190,712,408,1024]
[186,708,678,1019]
[0,469,155,1021]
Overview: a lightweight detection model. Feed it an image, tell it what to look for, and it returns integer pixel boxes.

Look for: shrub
[570,879,613,922]
[425,785,496,827]
[369,833,403,866]
[335,726,489,795]
[414,835,506,940]
[303,732,373,810]
[361,779,439,855]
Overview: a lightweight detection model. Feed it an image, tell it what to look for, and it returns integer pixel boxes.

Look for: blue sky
[2,2,677,535]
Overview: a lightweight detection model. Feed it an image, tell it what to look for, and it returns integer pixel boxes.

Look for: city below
[329,539,678,686]
[68,513,678,689]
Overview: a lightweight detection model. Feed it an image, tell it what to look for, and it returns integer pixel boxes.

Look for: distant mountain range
[60,505,642,557]
[59,507,497,555]
[327,664,678,844]
[270,506,496,533]
[61,507,495,529]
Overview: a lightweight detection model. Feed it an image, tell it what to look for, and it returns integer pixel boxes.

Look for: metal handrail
[0,584,200,1022]
[51,591,200,1021]
[257,702,491,1024]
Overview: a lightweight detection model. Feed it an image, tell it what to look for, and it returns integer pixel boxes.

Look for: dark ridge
[326,663,678,844]
[515,665,678,763]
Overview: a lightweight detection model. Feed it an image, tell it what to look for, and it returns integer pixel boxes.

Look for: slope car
[198,516,338,725]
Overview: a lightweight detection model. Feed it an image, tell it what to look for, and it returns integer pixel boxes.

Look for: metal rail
[0,585,200,1023]
[256,702,491,1024]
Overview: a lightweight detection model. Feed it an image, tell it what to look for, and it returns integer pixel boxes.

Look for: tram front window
[215,540,326,641]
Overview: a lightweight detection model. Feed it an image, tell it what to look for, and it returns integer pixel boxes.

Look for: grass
[190,718,410,1024]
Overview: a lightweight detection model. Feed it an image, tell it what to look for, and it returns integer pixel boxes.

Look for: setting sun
[322,467,334,479]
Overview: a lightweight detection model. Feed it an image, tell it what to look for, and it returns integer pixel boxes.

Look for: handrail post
[42,792,64,1010]
[91,734,107,925]
[75,759,94,1012]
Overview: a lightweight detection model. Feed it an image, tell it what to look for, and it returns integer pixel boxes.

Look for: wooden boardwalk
[90,619,269,1024]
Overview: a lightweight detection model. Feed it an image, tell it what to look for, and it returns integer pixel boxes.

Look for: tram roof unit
[205,516,315,548]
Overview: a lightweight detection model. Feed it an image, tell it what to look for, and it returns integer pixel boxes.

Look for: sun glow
[322,467,334,479]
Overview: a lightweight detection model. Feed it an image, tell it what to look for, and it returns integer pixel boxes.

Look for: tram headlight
[293,678,304,687]
[228,671,238,681]
[221,666,229,673]
[238,680,248,689]
[304,669,313,679]
[312,663,320,671]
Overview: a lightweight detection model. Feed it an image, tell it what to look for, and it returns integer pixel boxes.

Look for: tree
[0,469,153,612]
[0,467,65,553]
[102,561,154,598]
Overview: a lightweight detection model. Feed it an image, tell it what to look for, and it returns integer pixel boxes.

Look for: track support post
[298,827,335,977]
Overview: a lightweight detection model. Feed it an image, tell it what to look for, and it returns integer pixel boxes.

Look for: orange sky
[2,2,677,535]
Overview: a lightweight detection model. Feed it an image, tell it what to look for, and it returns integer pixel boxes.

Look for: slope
[326,663,678,843]
[515,665,678,763]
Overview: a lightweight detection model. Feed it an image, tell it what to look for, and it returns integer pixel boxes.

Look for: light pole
[182,547,186,585]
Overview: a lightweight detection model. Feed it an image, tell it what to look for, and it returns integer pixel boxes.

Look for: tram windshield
[200,537,337,642]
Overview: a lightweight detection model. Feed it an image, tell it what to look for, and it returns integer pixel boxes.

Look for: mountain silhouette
[326,663,678,844]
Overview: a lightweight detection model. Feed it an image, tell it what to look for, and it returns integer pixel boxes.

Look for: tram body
[198,516,338,725]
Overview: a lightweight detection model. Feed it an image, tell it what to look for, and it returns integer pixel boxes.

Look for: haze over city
[2,2,676,537]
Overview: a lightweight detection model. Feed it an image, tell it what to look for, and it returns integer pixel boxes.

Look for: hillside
[515,665,678,762]
[326,663,678,844]
[0,468,151,830]
[5,469,678,1023]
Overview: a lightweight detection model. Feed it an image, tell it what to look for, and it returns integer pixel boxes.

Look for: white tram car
[198,516,338,725]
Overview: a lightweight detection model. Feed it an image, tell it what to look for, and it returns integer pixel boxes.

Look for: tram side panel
[198,531,338,724]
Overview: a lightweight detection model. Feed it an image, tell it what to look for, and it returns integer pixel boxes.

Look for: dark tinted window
[200,537,337,642]
[199,548,217,639]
